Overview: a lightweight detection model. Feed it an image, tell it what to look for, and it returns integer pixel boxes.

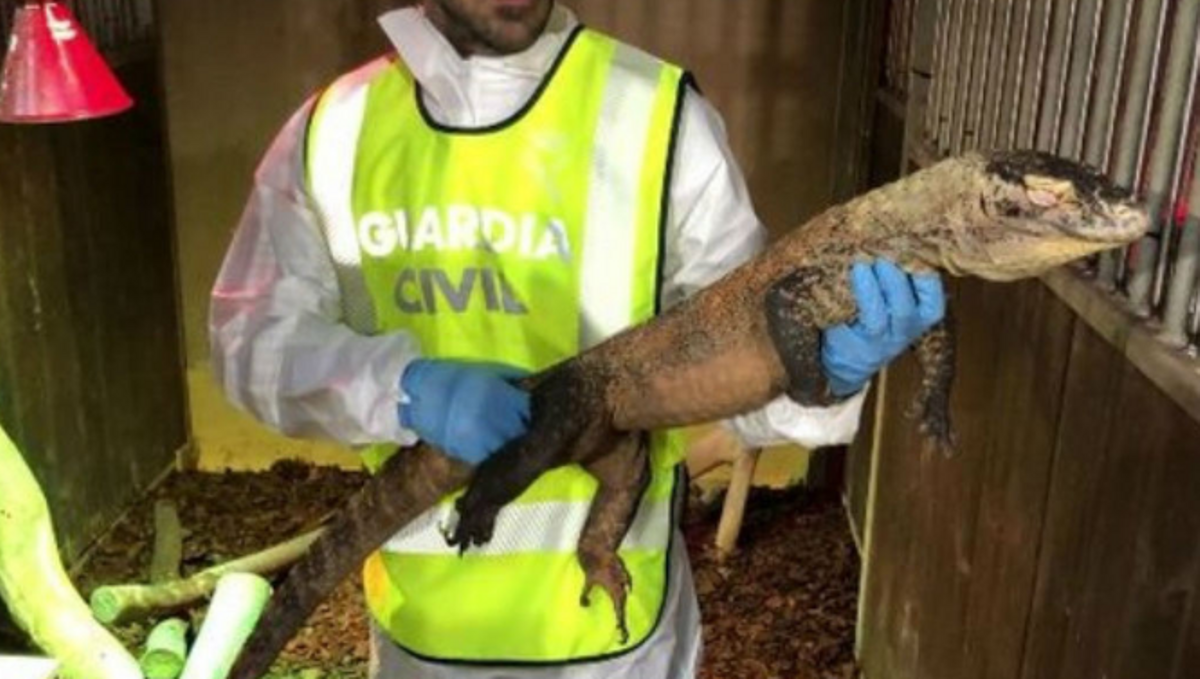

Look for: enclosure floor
[70,463,859,679]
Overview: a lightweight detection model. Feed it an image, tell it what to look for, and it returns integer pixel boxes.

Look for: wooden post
[714,447,761,560]
[684,427,743,480]
[149,500,183,584]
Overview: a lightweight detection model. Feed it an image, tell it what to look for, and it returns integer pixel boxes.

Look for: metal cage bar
[1109,0,1170,299]
[1165,101,1200,345]
[1127,0,1196,314]
[1058,0,1104,160]
[979,0,1016,150]
[1016,0,1054,149]
[950,0,984,153]
[1084,0,1136,170]
[925,0,952,142]
[1087,0,1136,289]
[1110,0,1171,190]
[938,0,968,152]
[965,0,999,152]
[1144,3,1200,334]
[998,0,1036,148]
[1151,6,1200,317]
[1036,0,1081,153]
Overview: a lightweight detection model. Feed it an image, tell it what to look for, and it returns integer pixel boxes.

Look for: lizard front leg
[763,267,853,406]
[448,363,609,551]
[577,432,651,644]
[908,312,957,456]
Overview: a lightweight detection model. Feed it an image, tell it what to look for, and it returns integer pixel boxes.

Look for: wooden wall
[159,0,395,364]
[571,0,853,238]
[852,274,1200,679]
[0,56,187,561]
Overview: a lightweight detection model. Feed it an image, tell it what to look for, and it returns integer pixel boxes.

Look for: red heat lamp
[0,1,133,123]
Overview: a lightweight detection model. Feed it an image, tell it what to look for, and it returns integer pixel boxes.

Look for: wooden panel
[907,276,1008,679]
[958,281,1076,679]
[1052,356,1176,679]
[1108,365,1200,679]
[857,345,927,678]
[869,92,907,188]
[861,278,1200,679]
[1019,320,1125,679]
[1181,565,1200,675]
[860,275,1008,679]
[0,99,60,472]
[860,277,1078,679]
[0,57,186,559]
[845,386,878,547]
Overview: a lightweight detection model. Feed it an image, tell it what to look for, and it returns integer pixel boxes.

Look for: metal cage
[1,0,153,54]
[884,0,1200,353]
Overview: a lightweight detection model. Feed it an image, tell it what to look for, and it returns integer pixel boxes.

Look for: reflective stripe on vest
[305,28,688,663]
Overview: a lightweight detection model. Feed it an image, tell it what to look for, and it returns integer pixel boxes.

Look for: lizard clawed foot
[907,396,957,458]
[578,552,633,645]
[445,491,501,554]
[919,417,957,458]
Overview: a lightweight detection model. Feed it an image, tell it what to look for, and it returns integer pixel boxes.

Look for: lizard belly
[610,340,784,430]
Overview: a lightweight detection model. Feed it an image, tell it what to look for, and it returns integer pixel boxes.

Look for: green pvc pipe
[178,573,273,679]
[140,618,190,679]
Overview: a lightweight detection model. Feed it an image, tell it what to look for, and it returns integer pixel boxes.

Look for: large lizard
[227,150,1146,679]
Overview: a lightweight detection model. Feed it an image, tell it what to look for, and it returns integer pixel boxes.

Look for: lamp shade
[0,2,133,123]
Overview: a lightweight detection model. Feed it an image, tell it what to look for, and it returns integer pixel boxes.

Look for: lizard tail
[227,445,472,679]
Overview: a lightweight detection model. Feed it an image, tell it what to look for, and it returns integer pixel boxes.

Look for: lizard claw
[578,553,633,645]
[445,492,499,553]
[908,394,957,458]
[919,419,957,458]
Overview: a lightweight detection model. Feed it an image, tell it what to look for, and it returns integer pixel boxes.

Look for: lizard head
[948,150,1148,280]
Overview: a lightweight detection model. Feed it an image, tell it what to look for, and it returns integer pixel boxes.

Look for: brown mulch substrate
[685,486,861,679]
[73,460,371,679]
[62,461,859,679]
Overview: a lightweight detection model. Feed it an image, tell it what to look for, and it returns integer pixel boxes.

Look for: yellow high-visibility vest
[304,27,688,663]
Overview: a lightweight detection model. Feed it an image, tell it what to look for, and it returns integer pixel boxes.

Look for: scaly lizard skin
[227,151,1146,678]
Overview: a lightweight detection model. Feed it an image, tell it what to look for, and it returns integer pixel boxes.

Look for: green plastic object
[90,528,322,625]
[139,618,190,679]
[178,573,273,679]
[0,655,60,679]
[0,423,142,679]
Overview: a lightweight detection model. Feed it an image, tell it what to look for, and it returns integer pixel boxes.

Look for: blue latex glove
[822,259,945,397]
[398,359,531,465]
